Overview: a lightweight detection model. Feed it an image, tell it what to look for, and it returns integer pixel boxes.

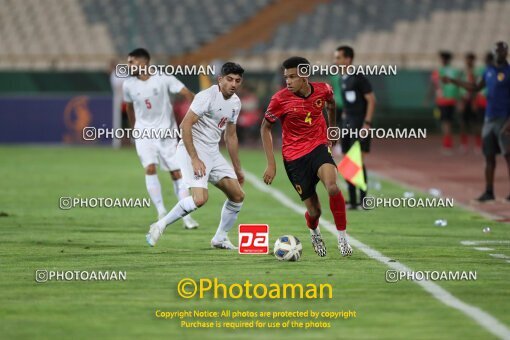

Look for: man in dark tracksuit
[333,45,376,209]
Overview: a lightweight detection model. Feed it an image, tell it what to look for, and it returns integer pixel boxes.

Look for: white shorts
[135,138,180,171]
[176,142,237,189]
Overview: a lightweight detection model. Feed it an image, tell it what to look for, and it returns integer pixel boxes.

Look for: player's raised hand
[192,158,206,177]
[263,165,276,185]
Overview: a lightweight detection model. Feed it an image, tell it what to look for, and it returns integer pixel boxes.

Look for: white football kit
[123,74,184,171]
[177,85,241,188]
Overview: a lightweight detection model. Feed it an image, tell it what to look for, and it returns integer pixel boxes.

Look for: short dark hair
[221,62,244,76]
[439,51,453,63]
[485,52,495,64]
[282,56,310,69]
[128,48,151,61]
[495,41,508,51]
[465,52,476,60]
[336,45,354,60]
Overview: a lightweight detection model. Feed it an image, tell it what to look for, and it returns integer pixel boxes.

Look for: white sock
[213,200,243,240]
[338,230,347,241]
[310,227,321,236]
[172,178,189,200]
[145,174,166,215]
[159,196,198,230]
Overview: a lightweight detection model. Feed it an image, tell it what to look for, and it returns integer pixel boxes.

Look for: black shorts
[340,115,371,154]
[439,105,455,122]
[462,102,483,127]
[482,117,510,156]
[283,144,336,201]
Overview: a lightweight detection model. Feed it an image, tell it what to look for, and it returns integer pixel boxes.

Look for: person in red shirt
[260,56,352,257]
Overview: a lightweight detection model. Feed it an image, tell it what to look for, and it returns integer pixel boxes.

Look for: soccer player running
[123,48,199,229]
[261,56,352,257]
[443,41,510,202]
[146,62,245,249]
[334,46,376,210]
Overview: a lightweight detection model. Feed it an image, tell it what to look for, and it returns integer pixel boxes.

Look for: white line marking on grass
[369,171,503,221]
[461,240,510,246]
[489,254,510,260]
[244,171,510,340]
[474,247,495,251]
[461,241,510,263]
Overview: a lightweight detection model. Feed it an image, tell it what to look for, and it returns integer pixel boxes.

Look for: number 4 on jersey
[305,112,312,125]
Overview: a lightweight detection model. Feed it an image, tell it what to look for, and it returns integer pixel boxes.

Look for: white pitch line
[473,247,495,251]
[489,254,510,260]
[369,171,503,221]
[461,240,510,246]
[244,171,510,340]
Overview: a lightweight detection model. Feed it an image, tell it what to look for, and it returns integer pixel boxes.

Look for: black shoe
[347,203,361,210]
[476,191,495,202]
[506,194,510,202]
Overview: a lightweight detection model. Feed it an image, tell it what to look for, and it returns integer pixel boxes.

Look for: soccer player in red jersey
[260,56,353,257]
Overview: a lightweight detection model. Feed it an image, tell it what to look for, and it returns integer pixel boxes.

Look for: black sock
[360,165,368,202]
[348,182,357,206]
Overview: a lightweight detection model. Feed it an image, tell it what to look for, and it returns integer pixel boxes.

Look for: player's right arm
[180,110,206,177]
[425,70,437,105]
[122,81,135,128]
[261,95,283,185]
[126,103,135,128]
[261,118,276,185]
[443,76,485,92]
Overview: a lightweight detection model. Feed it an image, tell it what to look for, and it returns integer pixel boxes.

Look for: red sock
[460,134,468,146]
[329,191,347,231]
[305,211,319,230]
[443,135,453,148]
[475,136,482,148]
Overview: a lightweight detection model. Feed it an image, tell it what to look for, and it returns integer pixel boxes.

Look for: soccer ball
[274,235,303,261]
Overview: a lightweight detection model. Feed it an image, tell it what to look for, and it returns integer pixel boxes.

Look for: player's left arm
[325,97,336,128]
[224,122,244,185]
[324,83,337,146]
[325,96,337,147]
[167,75,195,102]
[360,76,376,129]
[179,87,195,102]
[363,92,376,129]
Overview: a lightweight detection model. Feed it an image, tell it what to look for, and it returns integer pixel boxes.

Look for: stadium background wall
[0,70,435,143]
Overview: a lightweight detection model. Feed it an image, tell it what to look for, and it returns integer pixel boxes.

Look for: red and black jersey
[265,82,333,161]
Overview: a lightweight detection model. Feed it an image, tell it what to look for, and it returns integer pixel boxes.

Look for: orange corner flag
[337,141,367,191]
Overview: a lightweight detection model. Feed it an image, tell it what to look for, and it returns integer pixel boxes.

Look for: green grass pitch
[0,146,509,339]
